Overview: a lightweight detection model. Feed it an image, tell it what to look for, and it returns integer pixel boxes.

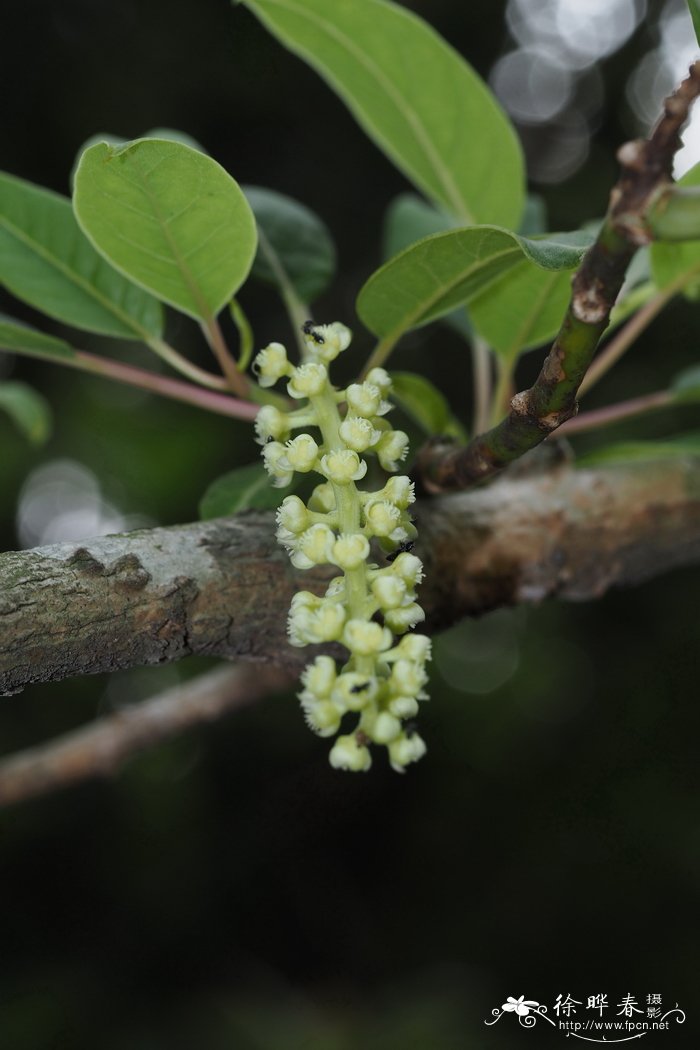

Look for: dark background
[0,1,698,1047]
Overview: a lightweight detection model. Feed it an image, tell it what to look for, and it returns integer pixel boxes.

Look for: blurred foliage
[1,0,699,1046]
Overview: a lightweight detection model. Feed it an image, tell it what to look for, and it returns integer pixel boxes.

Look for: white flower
[345,381,383,418]
[303,321,352,362]
[394,634,432,664]
[329,734,372,772]
[389,659,428,699]
[364,499,401,538]
[253,342,290,387]
[381,475,415,509]
[283,433,320,472]
[262,441,294,487]
[287,361,328,399]
[301,697,342,737]
[320,449,367,484]
[384,603,426,633]
[332,533,370,571]
[371,574,407,610]
[255,405,290,444]
[377,429,409,472]
[300,655,337,701]
[343,619,393,656]
[339,415,382,452]
[389,552,424,586]
[388,730,427,772]
[297,523,336,566]
[331,672,379,712]
[502,997,539,1017]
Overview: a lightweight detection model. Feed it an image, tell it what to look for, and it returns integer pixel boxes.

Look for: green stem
[489,354,514,429]
[145,336,229,390]
[360,333,400,380]
[471,336,493,437]
[201,315,250,398]
[229,298,255,372]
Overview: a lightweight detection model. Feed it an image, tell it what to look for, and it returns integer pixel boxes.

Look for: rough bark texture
[2,456,700,695]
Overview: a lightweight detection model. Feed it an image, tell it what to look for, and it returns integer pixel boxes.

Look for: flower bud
[329,734,372,772]
[287,361,328,399]
[366,367,392,396]
[284,433,320,472]
[321,449,367,484]
[308,482,336,513]
[255,405,290,444]
[253,342,290,387]
[332,533,370,571]
[388,695,419,719]
[370,711,402,744]
[343,619,393,656]
[276,495,309,535]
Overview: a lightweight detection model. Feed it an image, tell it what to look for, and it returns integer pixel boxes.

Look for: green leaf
[70,128,208,190]
[242,0,525,228]
[199,462,285,519]
[383,194,471,338]
[244,185,336,303]
[357,226,591,343]
[688,0,700,46]
[0,315,77,361]
[73,139,257,321]
[468,263,575,361]
[391,371,466,439]
[651,162,700,298]
[577,434,700,467]
[0,381,52,444]
[0,171,164,339]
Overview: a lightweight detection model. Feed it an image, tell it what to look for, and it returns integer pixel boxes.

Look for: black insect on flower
[302,319,325,345]
[386,540,415,563]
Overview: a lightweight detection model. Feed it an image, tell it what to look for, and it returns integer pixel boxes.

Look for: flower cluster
[254,321,430,772]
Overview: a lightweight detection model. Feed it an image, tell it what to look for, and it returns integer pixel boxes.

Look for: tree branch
[416,61,700,494]
[0,664,292,808]
[2,455,700,695]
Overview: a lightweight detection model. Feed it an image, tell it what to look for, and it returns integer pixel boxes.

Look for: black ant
[350,680,371,694]
[301,319,325,345]
[386,540,415,563]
